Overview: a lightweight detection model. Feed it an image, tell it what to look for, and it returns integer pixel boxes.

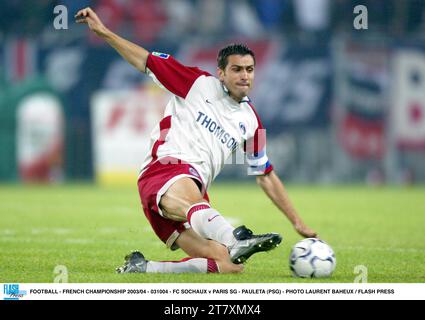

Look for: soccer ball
[289,238,336,278]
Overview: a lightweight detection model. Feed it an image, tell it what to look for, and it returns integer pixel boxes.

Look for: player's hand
[75,7,109,37]
[294,222,318,238]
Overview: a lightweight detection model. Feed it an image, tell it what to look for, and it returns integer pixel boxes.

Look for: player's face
[218,54,255,102]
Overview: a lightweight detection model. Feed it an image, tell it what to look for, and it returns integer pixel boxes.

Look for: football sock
[146,257,219,273]
[186,203,237,248]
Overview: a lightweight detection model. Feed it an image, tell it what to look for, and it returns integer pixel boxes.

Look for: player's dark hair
[217,44,256,70]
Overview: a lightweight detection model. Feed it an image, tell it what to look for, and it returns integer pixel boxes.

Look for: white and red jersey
[139,52,273,189]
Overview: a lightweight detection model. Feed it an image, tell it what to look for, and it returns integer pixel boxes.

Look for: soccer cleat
[229,225,283,264]
[116,251,148,273]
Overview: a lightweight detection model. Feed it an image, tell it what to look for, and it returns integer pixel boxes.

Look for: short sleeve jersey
[140,52,273,189]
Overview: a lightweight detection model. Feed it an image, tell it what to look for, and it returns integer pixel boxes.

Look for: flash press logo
[3,284,27,300]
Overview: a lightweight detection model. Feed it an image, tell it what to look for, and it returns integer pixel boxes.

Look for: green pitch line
[0,184,424,283]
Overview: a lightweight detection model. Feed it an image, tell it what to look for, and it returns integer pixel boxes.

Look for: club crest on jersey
[152,52,170,59]
[239,122,247,135]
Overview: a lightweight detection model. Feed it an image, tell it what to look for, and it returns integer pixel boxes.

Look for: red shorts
[137,157,209,250]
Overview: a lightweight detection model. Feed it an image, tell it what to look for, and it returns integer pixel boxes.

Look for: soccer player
[76,7,317,274]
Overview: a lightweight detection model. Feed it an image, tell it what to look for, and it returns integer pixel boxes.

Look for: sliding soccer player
[76,7,317,274]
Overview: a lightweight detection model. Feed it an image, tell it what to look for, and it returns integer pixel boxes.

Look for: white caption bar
[2,283,425,300]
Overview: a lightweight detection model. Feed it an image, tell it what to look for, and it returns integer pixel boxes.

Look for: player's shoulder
[241,100,263,129]
[189,74,221,97]
[195,73,220,87]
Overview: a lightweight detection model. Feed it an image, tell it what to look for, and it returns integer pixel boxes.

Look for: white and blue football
[289,238,336,278]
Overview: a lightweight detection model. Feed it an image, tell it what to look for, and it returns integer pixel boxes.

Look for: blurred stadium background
[1,0,425,185]
[1,1,425,284]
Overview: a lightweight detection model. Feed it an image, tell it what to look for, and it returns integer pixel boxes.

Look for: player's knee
[160,189,205,219]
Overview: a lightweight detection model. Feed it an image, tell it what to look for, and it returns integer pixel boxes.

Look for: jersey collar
[240,96,251,103]
[221,83,251,105]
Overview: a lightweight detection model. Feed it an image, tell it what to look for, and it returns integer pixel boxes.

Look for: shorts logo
[189,167,199,178]
[239,122,247,135]
[152,52,170,59]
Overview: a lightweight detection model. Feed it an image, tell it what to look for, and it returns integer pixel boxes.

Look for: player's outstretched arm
[75,7,149,73]
[256,171,317,238]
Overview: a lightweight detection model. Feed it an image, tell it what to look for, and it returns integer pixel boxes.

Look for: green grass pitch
[0,183,424,283]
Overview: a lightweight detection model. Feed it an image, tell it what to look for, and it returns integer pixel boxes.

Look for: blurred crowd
[1,0,425,42]
[1,1,425,183]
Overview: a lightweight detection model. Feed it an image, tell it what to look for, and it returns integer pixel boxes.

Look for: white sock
[146,258,219,273]
[186,203,237,248]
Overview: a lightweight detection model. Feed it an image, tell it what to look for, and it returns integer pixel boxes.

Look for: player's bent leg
[159,178,282,266]
[116,251,224,274]
[175,228,243,274]
[160,177,205,221]
[116,229,242,274]
[160,178,237,248]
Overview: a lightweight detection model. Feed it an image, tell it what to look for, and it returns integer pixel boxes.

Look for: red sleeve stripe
[245,102,266,154]
[247,102,264,129]
[151,115,172,162]
[245,102,274,175]
[146,53,211,99]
